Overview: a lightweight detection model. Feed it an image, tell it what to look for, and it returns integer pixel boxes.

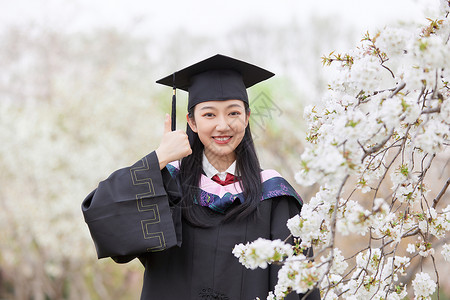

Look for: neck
[204,150,235,172]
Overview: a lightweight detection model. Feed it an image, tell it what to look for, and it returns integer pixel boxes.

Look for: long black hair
[179,102,262,227]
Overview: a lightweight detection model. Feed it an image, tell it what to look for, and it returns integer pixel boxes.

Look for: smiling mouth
[212,136,232,143]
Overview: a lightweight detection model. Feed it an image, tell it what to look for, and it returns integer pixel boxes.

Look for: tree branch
[389,81,406,98]
[421,107,441,114]
[361,128,395,161]
[432,178,450,208]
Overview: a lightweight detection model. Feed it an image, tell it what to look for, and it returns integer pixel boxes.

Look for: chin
[206,145,235,158]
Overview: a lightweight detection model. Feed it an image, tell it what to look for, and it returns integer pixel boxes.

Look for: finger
[163,113,171,134]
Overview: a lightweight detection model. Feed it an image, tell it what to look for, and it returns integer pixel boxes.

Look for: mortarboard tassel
[171,73,176,131]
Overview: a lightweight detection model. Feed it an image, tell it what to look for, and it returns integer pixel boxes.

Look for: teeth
[214,137,230,141]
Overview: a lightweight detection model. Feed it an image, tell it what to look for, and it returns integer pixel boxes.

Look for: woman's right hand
[155,114,192,170]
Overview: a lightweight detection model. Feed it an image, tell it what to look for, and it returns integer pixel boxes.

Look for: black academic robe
[82,151,321,300]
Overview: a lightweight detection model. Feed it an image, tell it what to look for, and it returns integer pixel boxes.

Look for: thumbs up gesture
[155,114,192,170]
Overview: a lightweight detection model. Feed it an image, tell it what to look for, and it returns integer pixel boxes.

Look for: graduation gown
[82,151,321,300]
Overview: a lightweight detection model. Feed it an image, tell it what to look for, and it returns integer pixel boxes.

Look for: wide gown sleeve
[81,151,181,262]
[270,197,321,300]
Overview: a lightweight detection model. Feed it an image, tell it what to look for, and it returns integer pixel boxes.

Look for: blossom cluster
[335,249,411,299]
[233,238,293,270]
[269,249,347,298]
[412,272,437,300]
[236,2,450,299]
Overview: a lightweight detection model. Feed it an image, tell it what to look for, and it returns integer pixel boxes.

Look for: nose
[215,115,230,131]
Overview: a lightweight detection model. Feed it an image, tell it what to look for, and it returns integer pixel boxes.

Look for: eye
[202,113,215,117]
[229,111,241,116]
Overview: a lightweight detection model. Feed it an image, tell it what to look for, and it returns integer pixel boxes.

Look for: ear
[245,109,251,127]
[186,113,198,133]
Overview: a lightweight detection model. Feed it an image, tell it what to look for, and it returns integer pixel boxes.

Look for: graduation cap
[156,54,274,131]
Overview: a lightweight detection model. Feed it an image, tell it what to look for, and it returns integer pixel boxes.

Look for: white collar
[202,152,236,181]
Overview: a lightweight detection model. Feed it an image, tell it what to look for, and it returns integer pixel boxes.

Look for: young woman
[82,54,320,300]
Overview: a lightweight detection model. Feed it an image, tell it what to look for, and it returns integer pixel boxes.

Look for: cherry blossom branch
[362,31,395,78]
[360,129,395,161]
[241,9,450,299]
[316,174,350,294]
[431,255,440,300]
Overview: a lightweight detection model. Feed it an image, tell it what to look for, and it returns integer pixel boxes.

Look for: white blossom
[275,256,320,297]
[330,248,348,275]
[336,200,371,236]
[407,243,416,254]
[412,272,436,299]
[441,243,450,261]
[349,55,393,91]
[232,238,293,270]
[413,118,449,154]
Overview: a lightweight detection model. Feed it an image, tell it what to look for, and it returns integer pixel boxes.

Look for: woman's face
[187,99,249,164]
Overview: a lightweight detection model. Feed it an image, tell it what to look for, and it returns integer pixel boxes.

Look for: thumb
[163,113,171,133]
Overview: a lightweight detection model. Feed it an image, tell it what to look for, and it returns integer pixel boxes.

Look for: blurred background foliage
[0,6,447,299]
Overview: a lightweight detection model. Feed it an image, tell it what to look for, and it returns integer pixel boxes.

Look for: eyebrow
[199,104,244,110]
